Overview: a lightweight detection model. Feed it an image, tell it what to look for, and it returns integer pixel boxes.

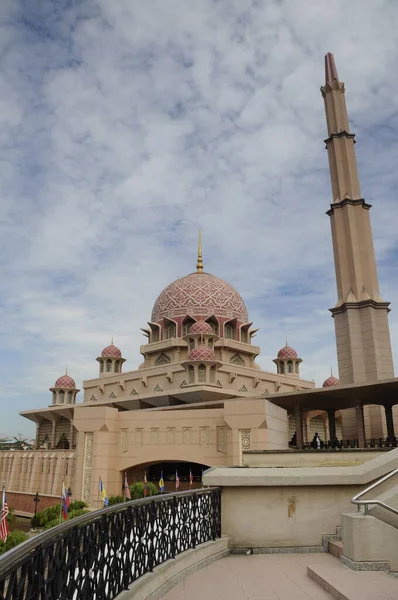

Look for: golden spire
[196,229,203,273]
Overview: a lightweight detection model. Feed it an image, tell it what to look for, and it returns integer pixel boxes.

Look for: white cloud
[1,0,398,437]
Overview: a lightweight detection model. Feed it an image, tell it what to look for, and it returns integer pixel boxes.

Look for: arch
[295,362,299,373]
[100,361,104,373]
[58,390,65,403]
[287,360,293,374]
[182,316,196,336]
[230,354,244,366]
[205,315,219,335]
[198,363,206,383]
[106,359,112,372]
[209,365,216,383]
[224,323,235,340]
[114,360,120,373]
[121,459,212,493]
[164,319,177,340]
[187,365,194,384]
[155,353,171,366]
[280,362,285,374]
[67,391,72,403]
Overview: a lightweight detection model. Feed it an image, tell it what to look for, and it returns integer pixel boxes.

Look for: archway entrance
[126,460,210,493]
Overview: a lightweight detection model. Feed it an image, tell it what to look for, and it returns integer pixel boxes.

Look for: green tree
[0,530,29,555]
[129,481,158,500]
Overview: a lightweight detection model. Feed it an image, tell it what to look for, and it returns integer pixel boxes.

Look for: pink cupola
[49,370,79,405]
[96,338,126,377]
[273,341,302,377]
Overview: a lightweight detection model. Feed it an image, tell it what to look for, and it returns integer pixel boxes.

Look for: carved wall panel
[82,432,94,504]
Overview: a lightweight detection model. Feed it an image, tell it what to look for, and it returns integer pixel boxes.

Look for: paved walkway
[162,553,335,600]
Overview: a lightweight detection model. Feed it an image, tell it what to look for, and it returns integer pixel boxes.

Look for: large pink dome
[151,272,248,323]
[54,374,76,389]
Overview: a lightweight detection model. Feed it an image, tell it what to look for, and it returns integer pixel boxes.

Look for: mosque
[1,53,398,507]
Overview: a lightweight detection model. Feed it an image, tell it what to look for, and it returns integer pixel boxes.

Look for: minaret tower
[321,53,394,436]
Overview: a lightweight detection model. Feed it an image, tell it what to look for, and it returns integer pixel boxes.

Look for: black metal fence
[0,488,221,600]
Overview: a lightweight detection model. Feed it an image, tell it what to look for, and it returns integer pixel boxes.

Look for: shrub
[0,530,29,555]
[129,482,158,500]
[68,500,87,511]
[108,495,125,506]
[6,506,15,526]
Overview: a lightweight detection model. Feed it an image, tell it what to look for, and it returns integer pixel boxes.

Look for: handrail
[351,467,398,516]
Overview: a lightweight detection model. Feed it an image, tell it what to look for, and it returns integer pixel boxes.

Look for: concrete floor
[162,553,335,600]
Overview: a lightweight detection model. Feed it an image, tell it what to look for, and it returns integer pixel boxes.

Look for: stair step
[307,558,398,600]
[328,539,343,558]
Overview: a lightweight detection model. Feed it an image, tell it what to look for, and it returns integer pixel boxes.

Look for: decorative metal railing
[0,488,221,600]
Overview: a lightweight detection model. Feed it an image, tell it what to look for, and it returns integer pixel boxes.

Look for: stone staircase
[304,525,398,599]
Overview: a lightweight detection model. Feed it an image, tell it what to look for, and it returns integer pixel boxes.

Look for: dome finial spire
[196,229,203,273]
[65,366,68,375]
[111,335,114,345]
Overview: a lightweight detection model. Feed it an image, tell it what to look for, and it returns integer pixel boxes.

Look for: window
[155,353,171,366]
[114,361,120,373]
[188,365,194,384]
[52,392,56,404]
[67,391,72,403]
[295,362,299,373]
[58,390,65,404]
[198,364,206,383]
[241,329,248,343]
[225,324,235,339]
[287,360,293,374]
[189,338,195,351]
[165,324,176,339]
[280,363,285,374]
[106,359,112,372]
[209,366,216,383]
[206,317,219,335]
[100,361,104,373]
[182,318,195,336]
[230,354,244,366]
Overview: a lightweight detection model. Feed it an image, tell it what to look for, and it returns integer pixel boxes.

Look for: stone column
[327,409,336,445]
[355,405,366,448]
[384,405,395,441]
[51,422,57,449]
[295,405,304,449]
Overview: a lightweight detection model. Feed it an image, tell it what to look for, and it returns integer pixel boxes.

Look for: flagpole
[59,482,63,525]
[98,476,100,508]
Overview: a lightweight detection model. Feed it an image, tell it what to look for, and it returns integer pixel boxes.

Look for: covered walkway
[266,378,398,449]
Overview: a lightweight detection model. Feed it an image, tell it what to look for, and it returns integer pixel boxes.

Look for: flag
[61,481,70,520]
[159,471,164,493]
[175,470,180,490]
[0,486,9,542]
[189,470,194,489]
[143,472,149,497]
[124,473,131,500]
[99,477,109,507]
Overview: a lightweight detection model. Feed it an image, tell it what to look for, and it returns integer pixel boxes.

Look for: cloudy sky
[1,0,398,438]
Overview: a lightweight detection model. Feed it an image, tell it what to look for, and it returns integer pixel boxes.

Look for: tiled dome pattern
[322,375,340,388]
[277,345,298,359]
[101,344,122,358]
[189,320,214,334]
[54,375,76,389]
[188,345,216,361]
[151,272,248,323]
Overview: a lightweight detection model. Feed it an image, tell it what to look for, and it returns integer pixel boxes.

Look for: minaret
[321,53,394,436]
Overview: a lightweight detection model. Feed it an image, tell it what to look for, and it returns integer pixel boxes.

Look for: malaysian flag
[0,484,9,542]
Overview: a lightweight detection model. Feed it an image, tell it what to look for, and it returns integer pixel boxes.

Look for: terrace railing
[0,487,221,600]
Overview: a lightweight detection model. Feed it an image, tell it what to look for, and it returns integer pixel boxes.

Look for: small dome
[189,345,216,361]
[277,345,298,359]
[101,344,122,358]
[323,375,340,388]
[189,321,213,334]
[54,374,76,389]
